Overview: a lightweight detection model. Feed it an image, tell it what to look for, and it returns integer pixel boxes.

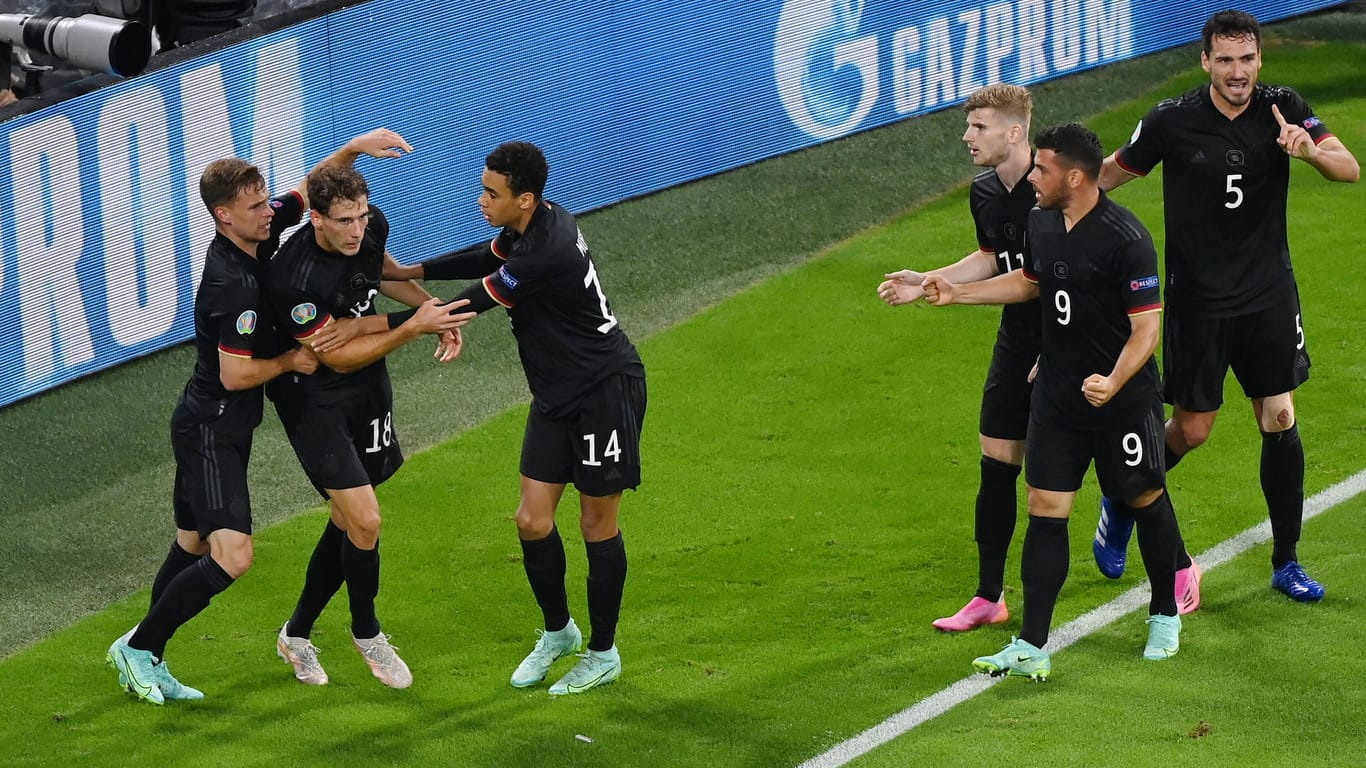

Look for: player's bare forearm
[936,250,1000,282]
[218,347,314,391]
[312,325,420,374]
[382,251,423,281]
[947,270,1037,305]
[1304,138,1360,183]
[1099,154,1138,192]
[1106,310,1161,389]
[292,128,413,203]
[381,277,435,308]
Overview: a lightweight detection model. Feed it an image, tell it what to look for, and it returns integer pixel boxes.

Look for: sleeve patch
[290,302,318,325]
[1302,116,1323,130]
[1129,275,1160,291]
[496,265,520,290]
[235,310,258,335]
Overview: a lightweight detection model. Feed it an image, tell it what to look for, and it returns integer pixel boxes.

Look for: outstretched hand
[410,296,477,335]
[1271,104,1313,160]
[348,128,414,159]
[877,269,927,306]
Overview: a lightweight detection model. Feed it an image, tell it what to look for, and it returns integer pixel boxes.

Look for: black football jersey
[1023,196,1162,430]
[267,206,391,406]
[970,166,1041,343]
[482,202,643,417]
[1114,84,1333,316]
[178,192,304,431]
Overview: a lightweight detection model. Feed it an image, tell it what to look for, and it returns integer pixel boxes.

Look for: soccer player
[393,141,646,695]
[877,84,1039,632]
[924,123,1184,679]
[1089,9,1360,602]
[268,165,475,689]
[106,129,416,705]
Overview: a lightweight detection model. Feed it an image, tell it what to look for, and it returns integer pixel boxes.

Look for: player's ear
[308,208,324,228]
[518,192,535,210]
[212,205,229,226]
[1200,51,1211,73]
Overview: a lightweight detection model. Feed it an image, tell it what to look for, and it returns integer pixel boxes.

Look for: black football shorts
[1163,289,1310,412]
[276,376,404,497]
[520,373,646,497]
[979,329,1038,441]
[170,413,254,538]
[1025,400,1166,502]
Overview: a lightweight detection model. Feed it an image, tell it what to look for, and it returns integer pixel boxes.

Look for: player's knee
[1261,405,1295,432]
[346,510,382,546]
[1174,420,1211,450]
[515,507,554,539]
[579,510,620,541]
[216,540,254,578]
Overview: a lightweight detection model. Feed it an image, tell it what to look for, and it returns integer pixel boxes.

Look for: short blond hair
[963,84,1032,130]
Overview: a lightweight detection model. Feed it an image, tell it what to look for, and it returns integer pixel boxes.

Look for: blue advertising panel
[0,0,1344,406]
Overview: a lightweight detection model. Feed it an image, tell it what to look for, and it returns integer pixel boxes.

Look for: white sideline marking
[797,469,1366,768]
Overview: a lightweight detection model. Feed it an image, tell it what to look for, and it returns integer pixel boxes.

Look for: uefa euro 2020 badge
[235,310,257,335]
[291,302,318,326]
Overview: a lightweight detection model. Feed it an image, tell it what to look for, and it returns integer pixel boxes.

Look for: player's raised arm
[1272,104,1360,182]
[292,128,415,206]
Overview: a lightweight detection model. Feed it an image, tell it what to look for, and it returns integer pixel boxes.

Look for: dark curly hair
[485,141,548,198]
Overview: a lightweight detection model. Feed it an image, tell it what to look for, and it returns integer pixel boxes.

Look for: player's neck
[220,228,261,259]
[1061,188,1100,231]
[1208,84,1250,121]
[511,201,547,235]
[995,150,1033,191]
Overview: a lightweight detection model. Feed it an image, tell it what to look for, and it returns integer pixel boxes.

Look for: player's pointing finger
[1271,103,1289,128]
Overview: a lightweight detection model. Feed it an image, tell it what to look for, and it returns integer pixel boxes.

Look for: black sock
[342,538,381,639]
[150,541,202,608]
[1019,516,1068,649]
[1129,493,1179,617]
[1139,444,1191,571]
[520,527,571,632]
[585,532,627,652]
[975,456,1021,602]
[287,521,347,638]
[1262,425,1304,568]
[131,556,234,657]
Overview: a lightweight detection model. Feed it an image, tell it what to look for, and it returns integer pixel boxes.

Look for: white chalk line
[797,469,1366,768]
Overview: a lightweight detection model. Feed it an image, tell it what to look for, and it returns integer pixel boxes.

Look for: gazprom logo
[775,0,879,140]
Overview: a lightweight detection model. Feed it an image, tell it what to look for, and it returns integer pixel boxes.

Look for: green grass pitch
[0,15,1363,768]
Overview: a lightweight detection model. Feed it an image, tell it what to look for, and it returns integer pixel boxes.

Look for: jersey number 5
[1224,174,1244,209]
